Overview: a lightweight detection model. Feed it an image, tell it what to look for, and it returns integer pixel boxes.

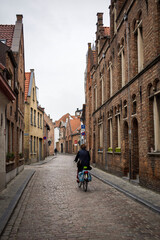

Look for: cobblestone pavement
[1,154,160,240]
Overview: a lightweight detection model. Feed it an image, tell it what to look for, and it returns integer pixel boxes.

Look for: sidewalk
[0,155,55,236]
[91,166,160,214]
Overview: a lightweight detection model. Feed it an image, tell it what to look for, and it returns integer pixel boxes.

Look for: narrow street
[1,154,160,240]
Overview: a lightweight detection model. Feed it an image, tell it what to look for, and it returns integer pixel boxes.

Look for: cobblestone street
[1,154,160,240]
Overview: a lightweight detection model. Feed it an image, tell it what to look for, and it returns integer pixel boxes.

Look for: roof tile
[0,25,15,47]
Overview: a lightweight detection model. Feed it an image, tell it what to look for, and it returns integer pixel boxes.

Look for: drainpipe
[124,12,132,181]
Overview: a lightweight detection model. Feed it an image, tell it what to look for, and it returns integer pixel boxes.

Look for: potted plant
[19,152,23,159]
[6,152,11,162]
[108,147,113,152]
[6,152,15,162]
[10,152,15,161]
[115,147,121,153]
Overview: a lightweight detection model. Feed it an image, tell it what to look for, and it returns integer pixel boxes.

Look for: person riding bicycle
[74,144,91,182]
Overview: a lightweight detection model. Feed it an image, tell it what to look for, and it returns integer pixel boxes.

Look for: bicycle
[78,166,92,192]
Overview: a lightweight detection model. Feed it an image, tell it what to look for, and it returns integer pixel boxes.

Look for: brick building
[0,15,25,186]
[24,69,44,163]
[55,112,81,154]
[44,113,55,156]
[85,0,160,192]
[0,42,16,191]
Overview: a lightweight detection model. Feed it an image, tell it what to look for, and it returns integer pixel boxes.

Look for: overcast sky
[1,0,110,121]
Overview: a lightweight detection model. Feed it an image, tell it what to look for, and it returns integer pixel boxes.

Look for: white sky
[1,0,110,121]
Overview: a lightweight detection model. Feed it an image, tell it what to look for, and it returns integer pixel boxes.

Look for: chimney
[30,69,34,72]
[16,14,23,22]
[96,13,104,40]
[97,13,103,28]
[88,43,91,50]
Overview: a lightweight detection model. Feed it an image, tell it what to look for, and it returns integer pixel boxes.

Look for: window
[133,12,144,73]
[30,136,33,153]
[117,115,121,148]
[153,94,160,151]
[108,111,113,151]
[100,75,104,105]
[40,114,42,128]
[118,42,125,87]
[109,119,113,149]
[34,136,36,153]
[34,110,36,126]
[38,112,39,127]
[30,108,33,125]
[109,62,113,97]
[94,85,97,110]
[98,122,103,149]
[137,24,144,72]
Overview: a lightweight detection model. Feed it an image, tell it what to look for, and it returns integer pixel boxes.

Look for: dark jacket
[74,149,90,171]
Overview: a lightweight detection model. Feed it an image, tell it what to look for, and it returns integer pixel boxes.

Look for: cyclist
[74,144,91,182]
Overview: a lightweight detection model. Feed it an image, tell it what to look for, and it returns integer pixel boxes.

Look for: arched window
[133,11,144,73]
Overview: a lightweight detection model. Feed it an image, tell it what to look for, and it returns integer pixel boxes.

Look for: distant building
[24,69,44,163]
[44,113,55,156]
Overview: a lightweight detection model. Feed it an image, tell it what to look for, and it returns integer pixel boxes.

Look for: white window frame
[109,62,113,97]
[153,95,160,151]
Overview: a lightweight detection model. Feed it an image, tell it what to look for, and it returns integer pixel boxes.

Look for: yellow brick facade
[24,70,44,163]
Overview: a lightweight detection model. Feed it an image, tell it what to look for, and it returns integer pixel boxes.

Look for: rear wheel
[83,180,88,192]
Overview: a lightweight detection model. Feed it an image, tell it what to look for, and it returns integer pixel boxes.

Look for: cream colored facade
[24,69,44,163]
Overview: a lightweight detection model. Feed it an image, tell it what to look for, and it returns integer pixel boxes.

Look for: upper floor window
[40,114,42,128]
[133,11,144,73]
[30,108,33,125]
[94,85,98,111]
[118,40,125,87]
[38,112,39,127]
[34,110,36,126]
[100,74,104,105]
[108,61,113,97]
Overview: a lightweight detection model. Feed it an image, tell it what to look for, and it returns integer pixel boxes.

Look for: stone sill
[148,152,160,156]
[114,152,121,155]
[6,161,15,165]
[98,151,103,154]
[19,158,24,162]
